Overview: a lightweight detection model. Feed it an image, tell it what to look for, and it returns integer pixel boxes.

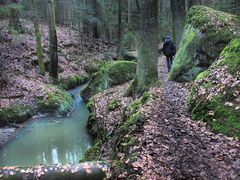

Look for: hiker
[162,36,176,72]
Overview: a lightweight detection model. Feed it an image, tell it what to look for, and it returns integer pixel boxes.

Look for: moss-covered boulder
[59,75,89,90]
[189,37,240,137]
[81,61,136,100]
[169,5,240,82]
[0,104,33,126]
[37,85,74,115]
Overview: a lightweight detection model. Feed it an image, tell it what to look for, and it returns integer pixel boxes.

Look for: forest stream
[0,86,93,166]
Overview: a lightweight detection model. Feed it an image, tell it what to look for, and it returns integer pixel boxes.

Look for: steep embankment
[85,57,240,179]
[0,19,115,126]
[189,37,240,137]
[169,5,240,82]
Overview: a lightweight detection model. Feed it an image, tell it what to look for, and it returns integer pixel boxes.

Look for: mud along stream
[0,86,93,166]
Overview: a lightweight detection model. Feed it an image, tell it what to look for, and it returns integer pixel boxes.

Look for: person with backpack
[162,36,176,72]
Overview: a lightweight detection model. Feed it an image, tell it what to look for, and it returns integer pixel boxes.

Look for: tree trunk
[131,0,159,94]
[32,0,45,76]
[0,162,108,180]
[92,0,99,39]
[117,0,123,57]
[128,0,132,28]
[48,0,58,79]
[170,0,186,46]
[9,0,22,32]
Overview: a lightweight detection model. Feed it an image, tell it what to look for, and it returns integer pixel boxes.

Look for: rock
[59,75,89,90]
[123,51,138,61]
[0,104,33,126]
[189,37,240,137]
[81,61,136,101]
[169,5,240,82]
[37,85,74,115]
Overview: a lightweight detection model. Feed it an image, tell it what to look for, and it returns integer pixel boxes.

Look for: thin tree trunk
[92,0,99,39]
[32,0,45,76]
[9,0,22,32]
[117,0,122,57]
[170,0,186,46]
[48,0,58,79]
[128,0,132,28]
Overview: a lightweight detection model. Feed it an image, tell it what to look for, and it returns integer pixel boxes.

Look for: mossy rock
[37,85,73,115]
[189,37,240,137]
[81,61,136,101]
[0,104,33,126]
[169,5,240,82]
[59,75,89,90]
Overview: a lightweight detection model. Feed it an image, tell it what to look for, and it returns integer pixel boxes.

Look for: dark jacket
[163,39,176,57]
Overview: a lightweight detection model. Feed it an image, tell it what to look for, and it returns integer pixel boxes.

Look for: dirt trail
[134,56,240,179]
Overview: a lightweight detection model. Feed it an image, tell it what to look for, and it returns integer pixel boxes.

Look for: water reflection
[0,87,93,166]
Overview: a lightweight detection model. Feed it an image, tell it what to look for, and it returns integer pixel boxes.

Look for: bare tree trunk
[9,0,22,32]
[32,0,45,76]
[130,0,159,94]
[128,0,132,28]
[92,0,99,39]
[117,0,123,57]
[48,0,58,79]
[170,0,186,46]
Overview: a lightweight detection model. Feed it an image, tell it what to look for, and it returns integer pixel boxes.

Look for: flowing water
[0,86,93,166]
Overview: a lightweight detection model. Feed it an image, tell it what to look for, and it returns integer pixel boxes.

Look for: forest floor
[0,19,115,110]
[92,57,240,179]
[0,19,115,146]
[132,57,240,179]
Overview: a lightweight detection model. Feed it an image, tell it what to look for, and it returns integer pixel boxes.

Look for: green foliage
[37,86,73,115]
[0,104,33,125]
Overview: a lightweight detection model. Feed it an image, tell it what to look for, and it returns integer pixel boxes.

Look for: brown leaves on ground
[92,57,240,179]
[0,19,115,110]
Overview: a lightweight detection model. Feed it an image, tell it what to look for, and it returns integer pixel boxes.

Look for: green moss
[169,24,200,81]
[0,104,33,125]
[169,6,240,82]
[80,142,101,162]
[59,75,89,90]
[37,86,73,115]
[129,92,152,112]
[107,100,120,111]
[191,95,240,137]
[219,37,240,74]
[196,71,210,80]
[187,5,240,33]
[81,61,136,100]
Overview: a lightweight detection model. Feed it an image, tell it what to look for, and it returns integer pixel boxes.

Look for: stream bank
[0,86,93,166]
